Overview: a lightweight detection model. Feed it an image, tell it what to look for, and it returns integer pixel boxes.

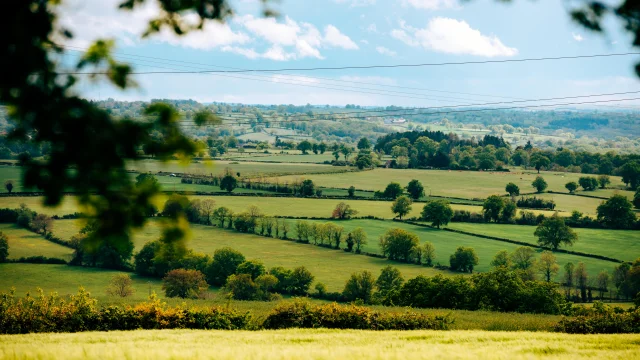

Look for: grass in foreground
[447,222,640,262]
[1,329,639,360]
[0,224,73,260]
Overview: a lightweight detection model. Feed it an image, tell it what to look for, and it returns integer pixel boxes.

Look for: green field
[446,222,640,262]
[51,219,450,291]
[1,329,638,360]
[0,224,73,260]
[266,168,627,199]
[533,193,606,215]
[281,219,622,277]
[3,195,490,218]
[231,153,336,163]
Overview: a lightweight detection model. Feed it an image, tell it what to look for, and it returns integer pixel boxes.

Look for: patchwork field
[1,329,638,360]
[51,219,450,291]
[280,219,622,277]
[265,168,627,199]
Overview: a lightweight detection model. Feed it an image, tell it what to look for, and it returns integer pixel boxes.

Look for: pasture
[446,222,640,262]
[532,193,605,215]
[282,219,622,277]
[51,219,450,291]
[1,329,638,360]
[0,224,73,260]
[265,168,627,199]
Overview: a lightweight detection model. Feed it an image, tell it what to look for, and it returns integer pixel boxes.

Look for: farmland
[0,224,73,260]
[1,329,638,360]
[265,168,627,199]
[447,223,640,262]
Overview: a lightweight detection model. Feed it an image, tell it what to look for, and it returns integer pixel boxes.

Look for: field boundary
[400,220,624,264]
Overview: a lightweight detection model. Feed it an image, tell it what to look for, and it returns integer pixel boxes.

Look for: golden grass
[1,329,639,360]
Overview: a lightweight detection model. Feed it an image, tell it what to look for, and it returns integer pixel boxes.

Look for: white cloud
[392,18,518,57]
[572,33,584,42]
[334,0,376,7]
[390,29,419,47]
[361,40,370,45]
[233,15,358,60]
[324,25,360,49]
[366,23,378,33]
[376,46,397,57]
[58,0,249,50]
[400,0,458,10]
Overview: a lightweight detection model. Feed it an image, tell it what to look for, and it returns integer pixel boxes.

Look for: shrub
[517,196,556,210]
[162,269,208,299]
[0,289,250,334]
[106,274,135,298]
[556,303,640,334]
[449,247,479,273]
[262,300,453,330]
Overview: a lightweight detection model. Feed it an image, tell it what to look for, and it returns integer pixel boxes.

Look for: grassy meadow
[281,219,622,277]
[1,329,639,360]
[447,222,640,262]
[0,224,73,260]
[50,219,450,291]
[265,168,627,199]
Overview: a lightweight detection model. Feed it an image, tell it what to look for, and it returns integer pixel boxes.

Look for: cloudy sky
[57,0,640,107]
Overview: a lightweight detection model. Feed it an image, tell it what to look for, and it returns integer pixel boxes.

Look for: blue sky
[58,0,640,108]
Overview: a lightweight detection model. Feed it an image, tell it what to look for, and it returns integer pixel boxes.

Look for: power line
[59,44,522,101]
[59,52,640,75]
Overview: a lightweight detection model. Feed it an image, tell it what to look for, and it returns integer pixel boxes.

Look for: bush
[517,196,556,210]
[162,269,208,299]
[0,289,250,334]
[556,303,640,334]
[262,300,453,330]
[269,266,315,296]
[449,246,479,273]
[236,260,266,280]
[106,274,135,298]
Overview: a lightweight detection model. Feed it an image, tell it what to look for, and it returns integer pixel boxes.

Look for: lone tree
[579,177,598,191]
[538,251,560,282]
[598,175,611,189]
[4,180,14,194]
[106,274,135,298]
[505,182,520,197]
[532,176,548,193]
[379,228,420,262]
[383,182,403,199]
[391,196,412,220]
[449,247,479,273]
[297,140,312,155]
[482,195,504,223]
[406,179,424,200]
[162,269,208,299]
[530,153,550,173]
[300,179,315,197]
[220,173,238,193]
[421,200,453,229]
[597,194,636,229]
[619,161,640,189]
[422,242,436,267]
[348,186,356,198]
[565,181,578,194]
[331,202,358,220]
[349,227,367,254]
[534,214,578,250]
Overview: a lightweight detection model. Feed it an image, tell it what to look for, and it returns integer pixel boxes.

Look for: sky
[57,0,640,108]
